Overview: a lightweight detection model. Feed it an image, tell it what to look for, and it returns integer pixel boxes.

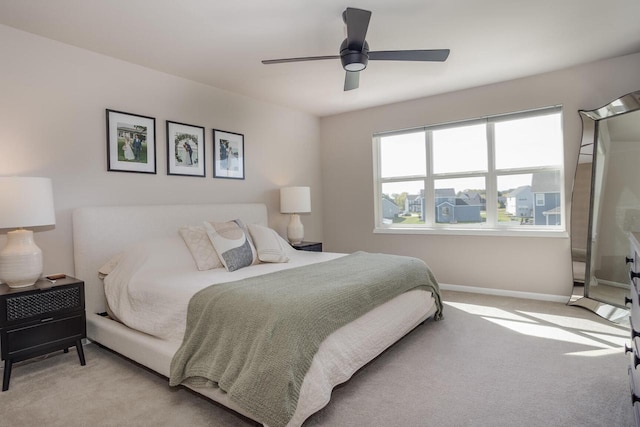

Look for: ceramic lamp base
[0,229,43,288]
[287,214,304,245]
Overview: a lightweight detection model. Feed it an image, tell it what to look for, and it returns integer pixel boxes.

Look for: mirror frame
[571,90,640,320]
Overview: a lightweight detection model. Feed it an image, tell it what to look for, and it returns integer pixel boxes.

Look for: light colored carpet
[0,290,634,427]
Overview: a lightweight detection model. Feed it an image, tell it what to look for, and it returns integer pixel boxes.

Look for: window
[373,106,564,234]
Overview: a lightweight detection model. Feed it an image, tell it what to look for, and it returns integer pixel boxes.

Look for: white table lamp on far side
[280,186,311,244]
[0,177,56,288]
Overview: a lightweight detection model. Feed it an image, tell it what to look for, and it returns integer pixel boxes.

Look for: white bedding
[102,232,436,426]
[74,204,438,426]
[103,234,347,343]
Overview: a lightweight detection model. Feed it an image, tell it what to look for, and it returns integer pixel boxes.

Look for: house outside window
[373,106,564,235]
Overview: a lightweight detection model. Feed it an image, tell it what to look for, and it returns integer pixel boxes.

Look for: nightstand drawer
[3,313,85,359]
[3,285,82,323]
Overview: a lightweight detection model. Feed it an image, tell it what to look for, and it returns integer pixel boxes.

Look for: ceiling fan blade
[344,7,371,51]
[344,71,360,91]
[262,55,339,65]
[368,49,450,62]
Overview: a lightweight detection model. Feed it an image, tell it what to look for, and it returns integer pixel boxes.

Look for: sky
[380,112,562,196]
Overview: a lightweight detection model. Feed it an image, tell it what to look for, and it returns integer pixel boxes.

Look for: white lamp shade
[0,177,56,229]
[280,187,311,214]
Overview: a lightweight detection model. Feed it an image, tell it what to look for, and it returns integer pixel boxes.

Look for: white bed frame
[72,203,436,426]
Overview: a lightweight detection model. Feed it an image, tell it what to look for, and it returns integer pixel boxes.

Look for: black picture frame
[106,109,156,174]
[213,129,245,180]
[166,120,206,177]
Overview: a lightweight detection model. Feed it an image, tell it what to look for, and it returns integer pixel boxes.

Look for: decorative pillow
[179,225,224,271]
[248,224,290,263]
[98,253,123,279]
[204,219,258,272]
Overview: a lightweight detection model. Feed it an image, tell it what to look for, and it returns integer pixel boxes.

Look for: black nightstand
[0,276,86,391]
[291,241,323,252]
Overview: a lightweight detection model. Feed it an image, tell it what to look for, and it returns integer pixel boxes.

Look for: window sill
[373,226,568,238]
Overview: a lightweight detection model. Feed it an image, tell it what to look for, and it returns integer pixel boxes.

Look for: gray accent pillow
[203,219,257,272]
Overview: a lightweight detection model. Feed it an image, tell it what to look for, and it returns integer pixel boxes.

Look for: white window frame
[373,106,566,237]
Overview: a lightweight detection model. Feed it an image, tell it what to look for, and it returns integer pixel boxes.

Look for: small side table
[291,241,323,252]
[0,276,86,391]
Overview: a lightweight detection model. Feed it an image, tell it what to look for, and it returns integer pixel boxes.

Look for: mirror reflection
[571,90,640,319]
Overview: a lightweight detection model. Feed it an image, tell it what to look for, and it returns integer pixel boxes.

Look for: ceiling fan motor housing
[340,39,369,72]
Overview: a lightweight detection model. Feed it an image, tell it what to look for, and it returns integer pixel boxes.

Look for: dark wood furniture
[291,241,323,252]
[628,233,640,425]
[0,276,86,391]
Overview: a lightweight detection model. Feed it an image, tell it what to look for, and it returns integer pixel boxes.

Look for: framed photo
[106,109,156,174]
[166,121,205,177]
[213,129,245,179]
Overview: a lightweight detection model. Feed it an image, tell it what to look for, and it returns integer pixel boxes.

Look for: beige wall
[0,25,323,277]
[320,52,640,297]
[2,22,640,298]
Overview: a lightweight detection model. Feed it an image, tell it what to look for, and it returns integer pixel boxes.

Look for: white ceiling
[1,0,639,117]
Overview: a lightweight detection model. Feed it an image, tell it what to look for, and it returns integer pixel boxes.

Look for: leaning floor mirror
[570,90,640,322]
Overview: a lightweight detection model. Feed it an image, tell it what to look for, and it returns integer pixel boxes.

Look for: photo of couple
[118,124,147,163]
[173,135,198,167]
[166,121,205,177]
[219,139,239,172]
[213,129,244,180]
[107,109,156,174]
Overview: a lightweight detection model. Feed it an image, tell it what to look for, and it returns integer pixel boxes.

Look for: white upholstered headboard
[73,203,268,316]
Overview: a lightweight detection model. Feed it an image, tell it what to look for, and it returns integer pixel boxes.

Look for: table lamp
[280,186,311,244]
[0,177,56,288]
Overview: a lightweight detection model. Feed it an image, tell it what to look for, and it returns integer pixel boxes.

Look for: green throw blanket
[169,252,442,427]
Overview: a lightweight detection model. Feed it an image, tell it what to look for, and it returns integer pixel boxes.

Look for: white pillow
[203,219,258,272]
[178,225,224,271]
[248,224,290,263]
[98,253,123,279]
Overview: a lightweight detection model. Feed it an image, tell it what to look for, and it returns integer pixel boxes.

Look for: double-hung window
[373,106,564,235]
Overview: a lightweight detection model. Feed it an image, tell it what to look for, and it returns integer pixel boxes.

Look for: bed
[72,203,441,426]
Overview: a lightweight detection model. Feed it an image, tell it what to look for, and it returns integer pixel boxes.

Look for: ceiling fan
[261,7,450,91]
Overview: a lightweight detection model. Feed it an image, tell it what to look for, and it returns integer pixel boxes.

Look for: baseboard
[439,283,569,303]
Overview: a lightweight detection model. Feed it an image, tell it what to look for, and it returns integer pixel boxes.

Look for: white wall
[320,52,640,297]
[0,25,323,278]
[2,22,639,298]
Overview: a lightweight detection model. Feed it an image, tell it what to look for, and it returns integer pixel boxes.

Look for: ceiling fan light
[341,50,368,72]
[345,62,366,72]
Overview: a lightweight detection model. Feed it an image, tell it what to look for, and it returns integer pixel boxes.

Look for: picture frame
[166,121,205,177]
[106,109,156,174]
[213,129,245,179]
